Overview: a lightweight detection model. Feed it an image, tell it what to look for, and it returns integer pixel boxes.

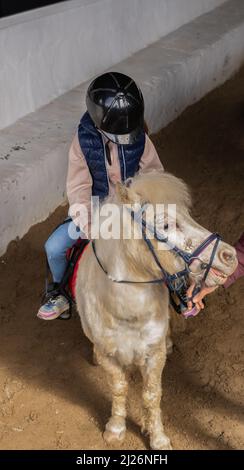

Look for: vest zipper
[121,146,126,181]
[102,136,110,191]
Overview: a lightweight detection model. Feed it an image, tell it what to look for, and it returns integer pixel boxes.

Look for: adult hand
[186,282,217,313]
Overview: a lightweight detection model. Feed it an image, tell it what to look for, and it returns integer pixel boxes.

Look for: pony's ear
[125,177,133,188]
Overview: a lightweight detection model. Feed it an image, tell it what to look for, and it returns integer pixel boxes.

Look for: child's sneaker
[37,294,70,320]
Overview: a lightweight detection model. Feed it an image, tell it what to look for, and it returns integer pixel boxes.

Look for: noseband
[92,204,221,313]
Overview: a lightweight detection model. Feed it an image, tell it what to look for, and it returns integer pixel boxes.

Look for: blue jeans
[45,218,83,283]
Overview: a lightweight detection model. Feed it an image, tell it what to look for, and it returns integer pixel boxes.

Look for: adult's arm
[224,232,244,288]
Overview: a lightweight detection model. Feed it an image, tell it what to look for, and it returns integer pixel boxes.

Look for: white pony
[75,170,237,449]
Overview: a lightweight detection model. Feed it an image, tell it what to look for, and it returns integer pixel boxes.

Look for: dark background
[0,1,69,18]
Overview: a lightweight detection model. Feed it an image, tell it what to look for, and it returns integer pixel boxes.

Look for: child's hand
[186,282,217,313]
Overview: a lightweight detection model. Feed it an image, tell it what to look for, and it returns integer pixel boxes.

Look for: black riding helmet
[86,71,144,145]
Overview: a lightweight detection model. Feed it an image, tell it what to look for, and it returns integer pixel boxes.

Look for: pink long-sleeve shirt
[224,232,244,288]
[66,132,163,234]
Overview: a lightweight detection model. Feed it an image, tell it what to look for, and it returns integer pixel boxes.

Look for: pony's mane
[129,170,192,210]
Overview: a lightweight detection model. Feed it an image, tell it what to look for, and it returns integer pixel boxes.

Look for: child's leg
[45,219,81,284]
[37,219,84,320]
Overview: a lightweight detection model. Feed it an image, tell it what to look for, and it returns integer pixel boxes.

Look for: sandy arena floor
[0,67,244,450]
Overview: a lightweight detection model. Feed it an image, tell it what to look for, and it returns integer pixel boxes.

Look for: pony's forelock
[128,170,192,210]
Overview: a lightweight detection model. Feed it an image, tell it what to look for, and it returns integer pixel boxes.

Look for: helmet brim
[101,126,142,146]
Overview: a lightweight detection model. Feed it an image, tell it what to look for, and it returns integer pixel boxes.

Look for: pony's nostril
[220,249,235,265]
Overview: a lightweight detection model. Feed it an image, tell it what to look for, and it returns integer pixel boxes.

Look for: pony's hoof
[150,434,172,450]
[103,417,126,444]
[103,428,126,444]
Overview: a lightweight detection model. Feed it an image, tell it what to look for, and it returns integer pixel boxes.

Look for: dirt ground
[0,67,244,451]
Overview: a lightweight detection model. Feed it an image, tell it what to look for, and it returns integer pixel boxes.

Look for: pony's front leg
[98,353,128,444]
[140,345,172,450]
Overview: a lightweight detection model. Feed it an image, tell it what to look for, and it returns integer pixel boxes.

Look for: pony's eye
[164,223,169,231]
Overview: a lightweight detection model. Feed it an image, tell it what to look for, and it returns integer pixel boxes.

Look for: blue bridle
[132,206,221,286]
[92,204,221,312]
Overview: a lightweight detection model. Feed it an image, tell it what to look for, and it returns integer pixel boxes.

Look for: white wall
[0,0,227,130]
[0,0,244,256]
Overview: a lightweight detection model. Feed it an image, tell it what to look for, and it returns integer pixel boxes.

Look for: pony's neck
[94,237,137,282]
[94,235,164,283]
[93,196,170,282]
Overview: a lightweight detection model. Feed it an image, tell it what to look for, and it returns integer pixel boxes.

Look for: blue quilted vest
[77,112,146,199]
